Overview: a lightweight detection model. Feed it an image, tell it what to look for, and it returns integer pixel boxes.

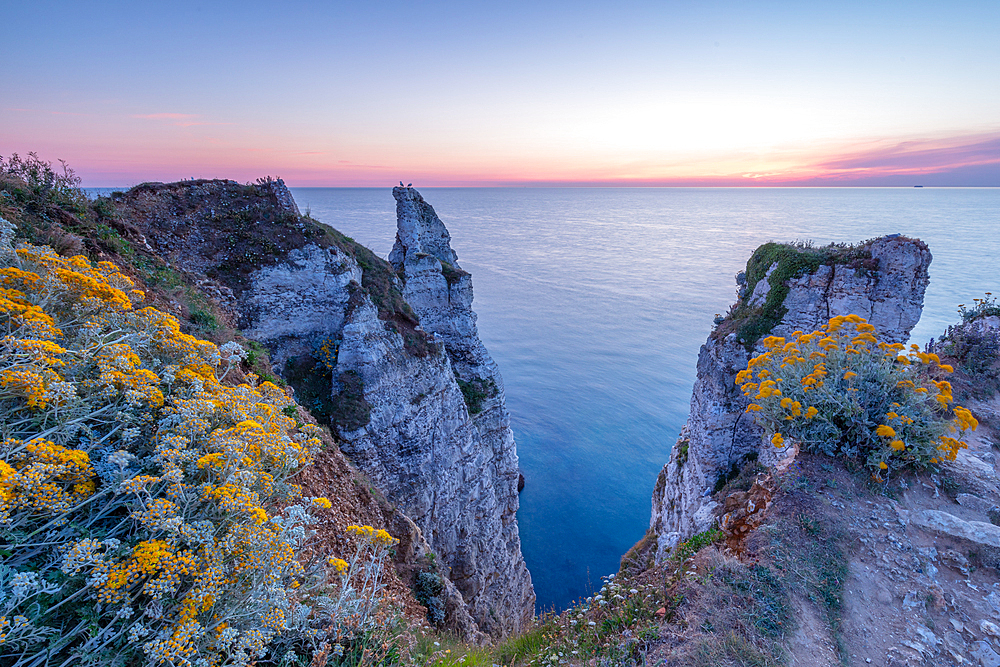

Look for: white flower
[10,572,40,599]
[107,450,135,471]
[220,341,248,363]
[42,381,77,404]
[128,623,150,642]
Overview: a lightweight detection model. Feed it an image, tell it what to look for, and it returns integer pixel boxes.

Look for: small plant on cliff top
[938,303,1000,400]
[958,293,1000,323]
[738,314,977,479]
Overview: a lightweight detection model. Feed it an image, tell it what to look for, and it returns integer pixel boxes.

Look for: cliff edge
[650,236,932,560]
[113,179,534,637]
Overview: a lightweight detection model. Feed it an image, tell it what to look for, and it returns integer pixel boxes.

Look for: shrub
[0,220,396,666]
[938,295,1000,396]
[672,529,724,566]
[957,293,1000,323]
[0,152,86,211]
[738,314,977,479]
[413,571,445,626]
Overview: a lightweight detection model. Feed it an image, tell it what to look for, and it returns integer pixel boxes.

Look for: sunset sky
[2,0,998,186]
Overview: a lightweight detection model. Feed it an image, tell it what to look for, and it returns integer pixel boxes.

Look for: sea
[91,186,1000,612]
[289,187,999,613]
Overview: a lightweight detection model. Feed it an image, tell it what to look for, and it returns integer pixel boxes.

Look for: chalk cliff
[336,188,535,636]
[116,179,534,637]
[649,236,932,562]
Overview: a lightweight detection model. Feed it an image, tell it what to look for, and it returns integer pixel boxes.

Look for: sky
[1,0,998,187]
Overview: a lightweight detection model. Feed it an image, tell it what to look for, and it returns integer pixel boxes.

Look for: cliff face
[117,179,533,637]
[338,187,534,636]
[649,236,932,562]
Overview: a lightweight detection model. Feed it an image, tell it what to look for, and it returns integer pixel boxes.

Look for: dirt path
[814,394,1000,666]
[789,596,839,666]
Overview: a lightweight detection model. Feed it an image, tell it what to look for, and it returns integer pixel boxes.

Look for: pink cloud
[810,134,1000,179]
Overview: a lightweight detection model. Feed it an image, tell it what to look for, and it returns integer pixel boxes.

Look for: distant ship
[914,185,924,188]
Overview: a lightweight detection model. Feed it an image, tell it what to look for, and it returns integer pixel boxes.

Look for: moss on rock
[717,240,879,351]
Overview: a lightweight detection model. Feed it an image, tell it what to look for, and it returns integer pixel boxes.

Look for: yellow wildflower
[876,425,896,438]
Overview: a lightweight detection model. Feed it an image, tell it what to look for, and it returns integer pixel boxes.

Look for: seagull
[399,181,404,187]
[407,183,412,187]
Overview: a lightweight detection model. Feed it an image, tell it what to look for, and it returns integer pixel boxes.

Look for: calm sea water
[290,187,996,612]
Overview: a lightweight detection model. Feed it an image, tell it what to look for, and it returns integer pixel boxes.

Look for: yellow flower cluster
[1,230,330,666]
[346,523,398,547]
[0,437,95,519]
[97,540,195,602]
[737,314,975,477]
[328,557,350,575]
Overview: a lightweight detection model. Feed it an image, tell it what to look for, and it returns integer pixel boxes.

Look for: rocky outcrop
[650,236,932,562]
[337,187,534,636]
[765,238,931,343]
[903,509,1000,548]
[117,180,534,637]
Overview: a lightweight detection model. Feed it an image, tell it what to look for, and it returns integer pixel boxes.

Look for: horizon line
[82,183,1000,189]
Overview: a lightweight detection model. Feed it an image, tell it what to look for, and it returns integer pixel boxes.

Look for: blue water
[286,187,999,613]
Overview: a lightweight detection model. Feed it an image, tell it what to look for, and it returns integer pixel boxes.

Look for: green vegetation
[413,571,446,626]
[439,260,469,287]
[455,375,495,415]
[331,370,372,432]
[675,438,690,468]
[672,528,724,566]
[938,294,1000,399]
[742,314,977,478]
[718,240,879,350]
[284,351,371,434]
[491,621,561,666]
[764,488,850,663]
[681,560,791,667]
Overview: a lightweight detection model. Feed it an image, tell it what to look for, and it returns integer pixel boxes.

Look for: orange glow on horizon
[7,127,997,187]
